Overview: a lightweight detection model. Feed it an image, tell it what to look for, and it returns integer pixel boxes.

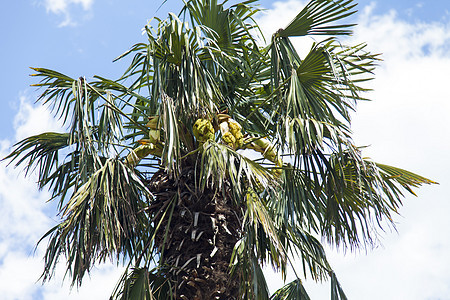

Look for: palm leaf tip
[376,163,438,189]
[277,0,358,38]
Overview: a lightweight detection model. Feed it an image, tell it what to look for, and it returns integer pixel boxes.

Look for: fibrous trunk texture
[148,164,243,300]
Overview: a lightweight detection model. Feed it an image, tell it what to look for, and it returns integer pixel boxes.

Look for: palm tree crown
[5,0,435,299]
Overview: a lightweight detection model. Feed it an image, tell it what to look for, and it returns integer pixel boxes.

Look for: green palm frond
[184,0,261,52]
[270,278,311,300]
[376,163,437,195]
[116,268,155,300]
[331,272,348,300]
[3,132,70,179]
[284,225,331,281]
[112,267,174,300]
[321,153,435,248]
[277,0,357,37]
[30,67,76,123]
[144,14,222,118]
[199,140,277,197]
[274,167,322,231]
[245,189,287,270]
[230,237,271,300]
[39,158,152,286]
[271,40,379,127]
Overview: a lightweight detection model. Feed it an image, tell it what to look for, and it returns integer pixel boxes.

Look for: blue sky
[0,0,448,137]
[1,0,449,299]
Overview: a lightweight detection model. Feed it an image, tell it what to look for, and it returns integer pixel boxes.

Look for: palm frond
[199,140,276,198]
[184,0,261,52]
[331,272,348,300]
[160,94,180,172]
[284,225,331,281]
[30,67,76,123]
[116,268,155,300]
[3,132,70,179]
[245,189,287,270]
[376,163,437,195]
[112,265,178,300]
[145,14,222,119]
[270,278,311,300]
[277,0,357,37]
[322,153,436,248]
[38,158,152,286]
[271,40,379,127]
[230,237,270,300]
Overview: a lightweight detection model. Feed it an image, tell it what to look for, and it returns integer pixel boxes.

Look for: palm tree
[5,0,435,299]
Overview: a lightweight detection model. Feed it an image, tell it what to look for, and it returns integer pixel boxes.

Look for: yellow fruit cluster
[249,137,282,177]
[193,118,215,142]
[227,120,244,149]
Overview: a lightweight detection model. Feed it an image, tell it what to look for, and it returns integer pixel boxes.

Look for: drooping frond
[320,154,435,248]
[4,132,70,183]
[331,272,348,300]
[39,158,152,285]
[112,267,174,300]
[199,140,277,198]
[230,236,271,300]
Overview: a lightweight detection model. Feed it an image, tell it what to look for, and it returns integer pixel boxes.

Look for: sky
[0,0,449,299]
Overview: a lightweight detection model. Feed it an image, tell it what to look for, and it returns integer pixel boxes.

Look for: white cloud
[0,95,60,245]
[0,96,123,299]
[341,6,450,299]
[256,0,306,37]
[13,94,63,141]
[0,96,59,299]
[257,1,450,299]
[42,0,94,27]
[45,0,93,13]
[256,0,314,57]
[36,261,124,300]
[0,248,123,300]
[0,251,45,300]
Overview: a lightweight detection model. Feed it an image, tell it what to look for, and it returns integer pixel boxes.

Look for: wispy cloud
[42,0,94,27]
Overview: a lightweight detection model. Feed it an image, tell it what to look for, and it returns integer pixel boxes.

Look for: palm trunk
[148,163,243,299]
